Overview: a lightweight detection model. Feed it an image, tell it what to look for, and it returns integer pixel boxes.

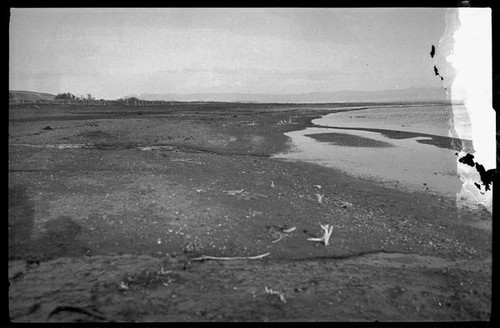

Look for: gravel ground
[8,103,492,322]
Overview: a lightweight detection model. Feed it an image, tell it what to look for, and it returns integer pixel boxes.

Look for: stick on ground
[191,252,270,261]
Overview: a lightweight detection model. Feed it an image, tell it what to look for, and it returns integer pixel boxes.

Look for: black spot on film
[458,153,475,167]
[459,153,496,192]
[433,65,445,83]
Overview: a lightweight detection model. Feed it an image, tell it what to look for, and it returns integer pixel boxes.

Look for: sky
[9,8,450,99]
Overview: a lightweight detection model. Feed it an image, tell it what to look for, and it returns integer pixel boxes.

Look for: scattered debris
[56,144,89,149]
[11,143,179,152]
[316,193,324,204]
[222,189,267,200]
[264,286,287,303]
[269,226,297,243]
[333,200,353,209]
[184,241,198,254]
[196,188,207,193]
[159,267,172,275]
[191,252,270,261]
[120,269,178,291]
[237,120,258,126]
[248,209,263,218]
[139,145,177,151]
[224,189,244,196]
[307,224,334,246]
[277,117,297,125]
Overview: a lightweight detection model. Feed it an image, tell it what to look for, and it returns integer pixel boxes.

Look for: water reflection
[274,126,462,198]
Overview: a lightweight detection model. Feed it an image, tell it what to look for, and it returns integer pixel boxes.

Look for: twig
[191,252,270,261]
[171,159,202,164]
[271,234,284,243]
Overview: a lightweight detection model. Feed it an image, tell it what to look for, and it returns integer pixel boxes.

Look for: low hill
[9,90,56,102]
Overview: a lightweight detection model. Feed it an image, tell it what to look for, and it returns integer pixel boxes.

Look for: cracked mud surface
[8,103,492,322]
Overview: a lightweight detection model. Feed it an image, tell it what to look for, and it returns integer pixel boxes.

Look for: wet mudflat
[8,103,491,322]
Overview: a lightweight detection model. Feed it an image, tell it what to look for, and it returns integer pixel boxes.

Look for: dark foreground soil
[8,103,492,322]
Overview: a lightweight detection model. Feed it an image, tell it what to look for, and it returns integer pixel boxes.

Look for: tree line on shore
[9,91,171,106]
[53,92,141,103]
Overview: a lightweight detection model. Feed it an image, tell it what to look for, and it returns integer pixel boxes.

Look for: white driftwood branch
[265,286,287,303]
[191,252,270,261]
[307,224,334,246]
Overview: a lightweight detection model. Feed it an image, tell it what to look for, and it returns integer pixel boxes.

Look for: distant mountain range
[10,87,450,104]
[131,87,449,103]
[9,90,55,102]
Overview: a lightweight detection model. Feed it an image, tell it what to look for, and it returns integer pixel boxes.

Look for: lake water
[274,104,473,200]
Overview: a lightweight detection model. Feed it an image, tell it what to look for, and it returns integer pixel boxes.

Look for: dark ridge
[304,132,394,148]
[312,125,472,151]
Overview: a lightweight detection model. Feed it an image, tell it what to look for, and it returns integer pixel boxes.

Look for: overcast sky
[9,8,449,99]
